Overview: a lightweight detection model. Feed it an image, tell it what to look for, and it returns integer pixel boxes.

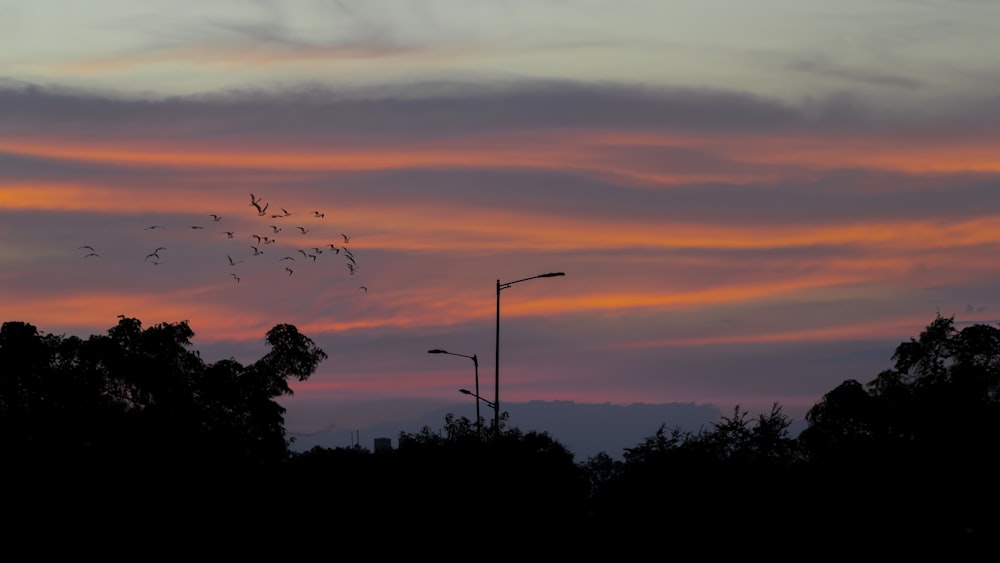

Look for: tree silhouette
[802,314,1000,461]
[0,316,327,470]
[800,314,1000,547]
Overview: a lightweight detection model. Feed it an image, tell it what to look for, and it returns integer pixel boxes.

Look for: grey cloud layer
[6,78,993,141]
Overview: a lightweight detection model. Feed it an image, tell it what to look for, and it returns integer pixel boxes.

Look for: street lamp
[495,272,565,438]
[428,349,482,437]
[459,388,496,409]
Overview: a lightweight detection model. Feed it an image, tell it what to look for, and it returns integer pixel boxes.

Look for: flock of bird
[77,193,367,292]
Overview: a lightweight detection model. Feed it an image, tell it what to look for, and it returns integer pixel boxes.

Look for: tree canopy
[801,313,1000,465]
[0,316,327,469]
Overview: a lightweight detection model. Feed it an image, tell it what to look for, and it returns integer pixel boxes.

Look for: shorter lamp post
[428,349,482,437]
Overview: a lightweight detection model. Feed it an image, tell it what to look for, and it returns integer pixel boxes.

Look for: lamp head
[459,389,473,396]
[540,272,565,277]
[428,349,447,354]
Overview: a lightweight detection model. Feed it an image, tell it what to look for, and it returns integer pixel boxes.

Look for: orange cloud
[612,315,935,348]
[4,125,999,189]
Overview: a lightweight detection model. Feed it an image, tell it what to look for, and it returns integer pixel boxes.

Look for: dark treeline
[2,314,997,551]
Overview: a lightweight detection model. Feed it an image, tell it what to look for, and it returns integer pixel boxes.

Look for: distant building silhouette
[374,437,392,453]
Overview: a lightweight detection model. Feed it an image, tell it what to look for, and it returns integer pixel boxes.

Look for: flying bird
[285,267,294,276]
[341,233,351,243]
[223,231,235,238]
[84,253,100,258]
[250,193,266,212]
[297,227,309,234]
[313,211,325,218]
[209,214,222,222]
[359,286,367,294]
[227,254,243,266]
[145,225,164,230]
[231,273,240,283]
[251,246,263,256]
[78,245,95,251]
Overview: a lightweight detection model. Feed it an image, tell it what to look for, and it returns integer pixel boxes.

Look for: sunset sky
[3,0,1000,445]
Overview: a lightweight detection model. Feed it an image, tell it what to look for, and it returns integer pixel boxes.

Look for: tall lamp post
[428,349,482,437]
[495,272,565,438]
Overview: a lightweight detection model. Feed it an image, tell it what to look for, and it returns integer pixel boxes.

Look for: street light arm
[459,389,496,409]
[428,349,475,361]
[498,272,565,291]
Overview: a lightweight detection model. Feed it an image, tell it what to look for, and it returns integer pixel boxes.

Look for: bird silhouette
[209,214,222,222]
[285,267,294,276]
[341,233,351,243]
